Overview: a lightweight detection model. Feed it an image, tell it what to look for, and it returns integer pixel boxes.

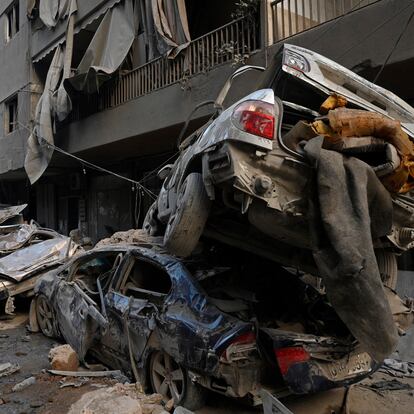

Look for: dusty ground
[1,314,414,414]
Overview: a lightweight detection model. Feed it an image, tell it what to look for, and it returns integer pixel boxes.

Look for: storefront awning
[32,0,122,63]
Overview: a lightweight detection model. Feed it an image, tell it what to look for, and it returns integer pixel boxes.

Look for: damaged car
[0,209,81,313]
[33,243,399,410]
[144,44,414,363]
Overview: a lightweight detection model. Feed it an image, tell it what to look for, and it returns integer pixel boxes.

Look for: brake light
[275,347,310,376]
[221,331,256,362]
[232,101,275,140]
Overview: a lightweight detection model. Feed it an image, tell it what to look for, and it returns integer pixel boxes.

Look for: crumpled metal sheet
[313,107,414,193]
[0,237,78,282]
[0,205,27,225]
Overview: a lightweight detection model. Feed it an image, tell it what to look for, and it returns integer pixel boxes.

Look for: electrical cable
[16,120,157,200]
[372,8,414,84]
[336,2,414,59]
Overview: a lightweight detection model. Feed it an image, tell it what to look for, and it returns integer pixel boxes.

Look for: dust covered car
[144,44,414,363]
[0,206,80,313]
[32,244,392,410]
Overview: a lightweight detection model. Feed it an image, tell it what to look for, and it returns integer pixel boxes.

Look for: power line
[372,8,414,84]
[336,2,414,59]
[16,120,157,200]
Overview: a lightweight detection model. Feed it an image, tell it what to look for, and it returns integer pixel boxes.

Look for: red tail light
[274,347,311,376]
[232,100,275,140]
[221,331,257,362]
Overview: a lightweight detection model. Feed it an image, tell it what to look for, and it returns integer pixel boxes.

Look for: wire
[17,120,157,200]
[372,8,414,84]
[336,2,414,59]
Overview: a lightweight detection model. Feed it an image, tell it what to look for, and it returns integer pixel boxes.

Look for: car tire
[163,173,211,257]
[376,250,398,290]
[143,201,163,236]
[149,350,207,411]
[36,294,59,338]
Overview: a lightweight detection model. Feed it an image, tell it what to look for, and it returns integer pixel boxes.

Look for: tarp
[67,0,135,93]
[39,0,72,29]
[304,136,399,362]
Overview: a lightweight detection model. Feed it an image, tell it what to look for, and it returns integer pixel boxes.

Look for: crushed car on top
[143,44,414,363]
[0,205,81,314]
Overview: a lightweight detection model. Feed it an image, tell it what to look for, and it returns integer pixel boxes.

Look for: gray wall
[0,0,34,177]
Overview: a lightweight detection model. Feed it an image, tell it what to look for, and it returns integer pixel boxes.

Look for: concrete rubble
[49,344,79,372]
[68,384,166,414]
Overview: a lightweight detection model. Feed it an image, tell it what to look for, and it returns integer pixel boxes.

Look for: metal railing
[271,0,379,42]
[70,16,258,121]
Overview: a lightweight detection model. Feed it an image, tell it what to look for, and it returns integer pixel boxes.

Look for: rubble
[49,344,79,372]
[0,362,20,377]
[12,376,36,392]
[68,384,164,414]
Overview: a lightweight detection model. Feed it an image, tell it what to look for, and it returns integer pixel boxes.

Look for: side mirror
[157,164,173,181]
[214,65,266,110]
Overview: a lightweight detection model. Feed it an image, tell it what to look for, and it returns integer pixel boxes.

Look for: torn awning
[67,0,136,93]
[32,0,122,64]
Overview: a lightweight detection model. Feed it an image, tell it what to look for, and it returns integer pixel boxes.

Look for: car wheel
[36,294,59,338]
[143,201,163,236]
[376,250,398,290]
[149,350,206,411]
[164,173,211,257]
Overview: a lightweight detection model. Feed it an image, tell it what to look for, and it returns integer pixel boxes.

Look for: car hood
[282,44,414,136]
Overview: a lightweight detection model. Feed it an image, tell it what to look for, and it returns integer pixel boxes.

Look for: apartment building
[0,0,413,243]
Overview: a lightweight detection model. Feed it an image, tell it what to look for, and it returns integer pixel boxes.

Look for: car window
[119,258,172,304]
[70,252,123,300]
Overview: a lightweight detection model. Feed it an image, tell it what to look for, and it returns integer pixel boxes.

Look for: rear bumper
[282,357,377,394]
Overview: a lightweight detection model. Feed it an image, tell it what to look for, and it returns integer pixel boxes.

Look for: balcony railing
[70,16,258,121]
[271,0,379,42]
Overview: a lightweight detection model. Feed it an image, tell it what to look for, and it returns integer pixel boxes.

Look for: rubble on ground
[67,383,165,414]
[49,344,79,372]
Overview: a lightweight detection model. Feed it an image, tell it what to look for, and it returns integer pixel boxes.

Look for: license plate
[327,352,372,380]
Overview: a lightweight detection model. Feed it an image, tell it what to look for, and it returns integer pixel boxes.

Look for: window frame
[5,1,19,43]
[4,95,18,135]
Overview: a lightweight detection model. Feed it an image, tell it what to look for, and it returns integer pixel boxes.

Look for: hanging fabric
[67,0,135,93]
[25,0,78,184]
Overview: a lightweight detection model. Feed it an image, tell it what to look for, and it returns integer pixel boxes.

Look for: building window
[5,96,18,134]
[5,2,19,42]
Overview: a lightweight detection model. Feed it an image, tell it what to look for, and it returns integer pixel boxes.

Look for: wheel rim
[150,351,185,403]
[37,296,55,337]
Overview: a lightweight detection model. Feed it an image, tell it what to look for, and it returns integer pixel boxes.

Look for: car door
[104,252,172,370]
[53,251,121,362]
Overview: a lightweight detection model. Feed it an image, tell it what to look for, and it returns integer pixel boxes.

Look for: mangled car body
[0,209,80,313]
[34,243,391,410]
[144,44,414,362]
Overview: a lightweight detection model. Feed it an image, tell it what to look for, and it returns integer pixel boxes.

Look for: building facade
[0,0,413,244]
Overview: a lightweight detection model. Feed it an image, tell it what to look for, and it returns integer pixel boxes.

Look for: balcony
[69,16,258,122]
[270,0,379,43]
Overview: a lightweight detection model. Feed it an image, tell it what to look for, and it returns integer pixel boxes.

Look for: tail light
[274,347,311,376]
[232,100,275,140]
[221,331,257,363]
